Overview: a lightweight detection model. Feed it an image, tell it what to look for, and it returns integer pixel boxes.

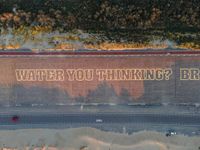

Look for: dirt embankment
[0,128,199,150]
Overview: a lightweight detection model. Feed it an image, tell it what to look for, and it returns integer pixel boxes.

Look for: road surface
[0,113,200,126]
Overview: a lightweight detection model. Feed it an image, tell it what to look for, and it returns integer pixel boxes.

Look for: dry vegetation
[0,0,199,50]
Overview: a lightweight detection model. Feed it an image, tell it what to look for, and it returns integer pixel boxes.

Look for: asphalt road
[0,113,200,126]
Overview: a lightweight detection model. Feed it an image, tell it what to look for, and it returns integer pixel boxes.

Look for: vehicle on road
[11,115,20,123]
[96,119,103,123]
[166,130,177,137]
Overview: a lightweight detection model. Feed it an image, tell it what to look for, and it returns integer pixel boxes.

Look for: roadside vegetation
[0,0,199,50]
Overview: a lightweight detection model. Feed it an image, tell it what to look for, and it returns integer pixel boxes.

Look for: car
[11,115,20,123]
[166,130,177,137]
[96,119,103,123]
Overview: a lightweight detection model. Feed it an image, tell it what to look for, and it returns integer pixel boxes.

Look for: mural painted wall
[0,54,199,106]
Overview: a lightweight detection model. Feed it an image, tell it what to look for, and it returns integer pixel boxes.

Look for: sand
[0,127,199,150]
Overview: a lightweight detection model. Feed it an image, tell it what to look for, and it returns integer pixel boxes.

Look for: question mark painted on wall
[164,69,173,80]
